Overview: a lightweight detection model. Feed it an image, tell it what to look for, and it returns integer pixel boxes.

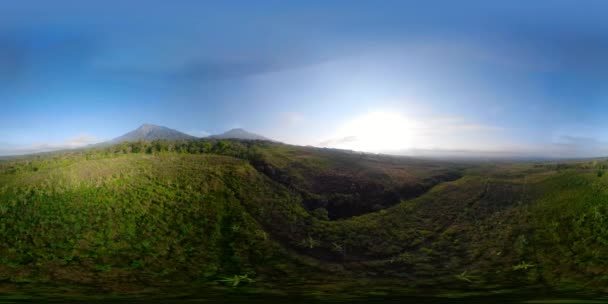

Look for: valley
[1,137,608,301]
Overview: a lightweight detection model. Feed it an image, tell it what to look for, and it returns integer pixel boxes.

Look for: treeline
[95,139,265,160]
[0,139,271,175]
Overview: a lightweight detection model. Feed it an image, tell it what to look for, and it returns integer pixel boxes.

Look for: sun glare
[330,111,426,153]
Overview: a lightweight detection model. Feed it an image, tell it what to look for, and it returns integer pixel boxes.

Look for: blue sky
[2,1,608,157]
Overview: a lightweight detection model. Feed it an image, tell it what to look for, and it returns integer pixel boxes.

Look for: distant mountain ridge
[110,124,196,143]
[209,128,269,141]
[107,124,270,144]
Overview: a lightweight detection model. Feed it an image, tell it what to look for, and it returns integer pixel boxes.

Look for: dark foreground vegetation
[1,139,608,301]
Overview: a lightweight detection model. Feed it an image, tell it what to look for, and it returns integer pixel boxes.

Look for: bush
[311,207,329,221]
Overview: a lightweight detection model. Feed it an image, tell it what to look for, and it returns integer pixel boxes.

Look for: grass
[0,153,297,289]
[1,139,608,297]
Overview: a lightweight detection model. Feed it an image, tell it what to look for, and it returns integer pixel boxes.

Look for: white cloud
[316,114,608,158]
[548,135,608,158]
[279,112,305,125]
[0,134,100,156]
[187,130,210,137]
[63,134,99,148]
[318,110,505,154]
[319,136,358,147]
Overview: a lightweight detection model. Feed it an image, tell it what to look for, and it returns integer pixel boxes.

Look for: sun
[328,111,426,153]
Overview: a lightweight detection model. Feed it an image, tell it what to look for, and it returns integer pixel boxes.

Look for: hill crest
[210,128,269,140]
[110,124,196,143]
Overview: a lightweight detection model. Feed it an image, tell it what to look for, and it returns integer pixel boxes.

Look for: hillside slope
[110,124,196,143]
[210,128,269,141]
[1,140,608,296]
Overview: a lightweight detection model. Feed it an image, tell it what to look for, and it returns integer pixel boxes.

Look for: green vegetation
[2,139,608,297]
[218,274,256,287]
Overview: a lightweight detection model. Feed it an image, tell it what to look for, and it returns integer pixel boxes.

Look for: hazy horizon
[3,1,608,158]
[0,121,595,160]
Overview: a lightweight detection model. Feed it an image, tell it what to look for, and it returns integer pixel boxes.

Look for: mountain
[102,124,270,146]
[210,128,269,140]
[110,124,196,143]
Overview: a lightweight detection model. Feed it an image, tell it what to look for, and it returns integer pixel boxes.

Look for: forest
[1,139,608,301]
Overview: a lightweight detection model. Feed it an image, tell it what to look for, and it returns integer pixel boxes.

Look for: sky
[2,1,608,157]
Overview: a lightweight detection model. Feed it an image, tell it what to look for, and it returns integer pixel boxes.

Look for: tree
[311,208,329,221]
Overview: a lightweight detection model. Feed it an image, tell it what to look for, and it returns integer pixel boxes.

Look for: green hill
[1,139,608,297]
